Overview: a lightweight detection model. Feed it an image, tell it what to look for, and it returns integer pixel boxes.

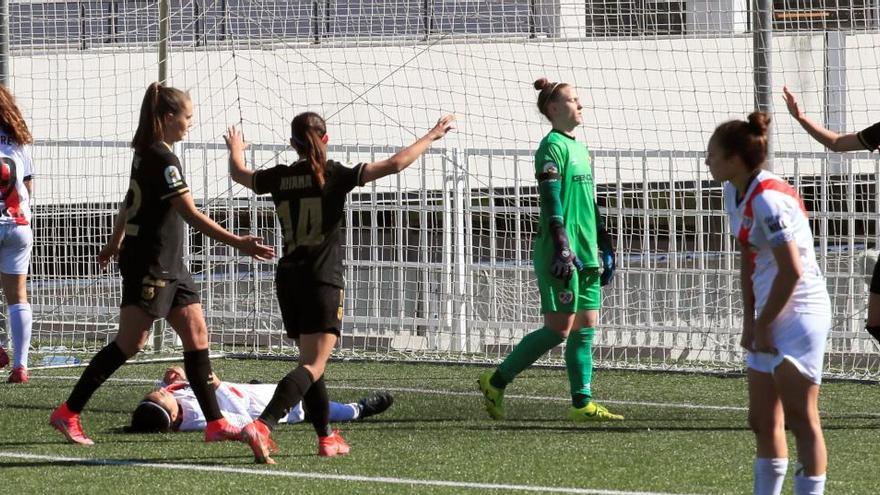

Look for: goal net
[4,0,880,378]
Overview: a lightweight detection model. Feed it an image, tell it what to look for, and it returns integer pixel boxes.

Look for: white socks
[9,303,32,368]
[754,457,788,495]
[794,463,826,495]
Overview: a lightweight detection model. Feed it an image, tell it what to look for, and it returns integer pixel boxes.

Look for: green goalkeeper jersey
[533,129,599,269]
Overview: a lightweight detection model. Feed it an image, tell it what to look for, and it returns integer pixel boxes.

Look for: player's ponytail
[534,77,569,120]
[290,112,328,188]
[0,85,33,145]
[131,82,190,154]
[711,111,771,171]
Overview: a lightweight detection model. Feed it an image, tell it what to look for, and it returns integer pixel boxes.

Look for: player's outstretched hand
[782,86,802,120]
[97,243,120,270]
[236,235,275,261]
[224,126,248,155]
[426,115,456,141]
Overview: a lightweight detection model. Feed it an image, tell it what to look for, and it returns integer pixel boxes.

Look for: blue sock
[328,402,360,422]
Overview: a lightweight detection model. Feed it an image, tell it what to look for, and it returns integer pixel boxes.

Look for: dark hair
[131,82,190,154]
[0,85,32,145]
[291,111,328,188]
[711,111,771,171]
[534,77,569,120]
[127,400,172,433]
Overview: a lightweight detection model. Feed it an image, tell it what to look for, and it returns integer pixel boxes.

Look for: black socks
[302,376,332,437]
[259,366,314,428]
[183,349,223,422]
[66,341,128,413]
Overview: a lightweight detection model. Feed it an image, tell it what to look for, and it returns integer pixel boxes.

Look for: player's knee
[748,411,781,438]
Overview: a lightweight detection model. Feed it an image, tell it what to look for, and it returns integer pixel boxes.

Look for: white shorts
[747,310,832,384]
[0,223,32,275]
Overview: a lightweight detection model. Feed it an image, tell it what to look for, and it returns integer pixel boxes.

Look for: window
[586,0,686,37]
[773,0,878,31]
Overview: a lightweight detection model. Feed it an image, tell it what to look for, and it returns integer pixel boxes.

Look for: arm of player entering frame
[224,126,255,190]
[169,192,275,261]
[782,86,864,152]
[360,115,455,185]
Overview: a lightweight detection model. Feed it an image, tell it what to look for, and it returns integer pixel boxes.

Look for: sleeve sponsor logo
[765,215,786,233]
[164,165,184,188]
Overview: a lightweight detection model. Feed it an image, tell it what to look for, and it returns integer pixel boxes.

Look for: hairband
[139,400,171,427]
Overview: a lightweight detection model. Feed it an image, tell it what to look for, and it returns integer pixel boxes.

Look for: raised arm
[169,192,274,260]
[782,86,864,152]
[360,115,455,185]
[224,126,256,190]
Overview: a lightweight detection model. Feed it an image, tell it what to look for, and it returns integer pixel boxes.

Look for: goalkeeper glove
[549,222,576,282]
[598,226,616,286]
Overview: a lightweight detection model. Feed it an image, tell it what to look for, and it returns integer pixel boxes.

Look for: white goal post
[2,1,879,378]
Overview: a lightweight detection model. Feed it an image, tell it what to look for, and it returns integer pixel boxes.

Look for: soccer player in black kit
[50,82,274,445]
[224,112,454,462]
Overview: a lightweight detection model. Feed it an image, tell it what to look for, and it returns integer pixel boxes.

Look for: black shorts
[871,255,880,295]
[276,265,344,338]
[120,269,201,318]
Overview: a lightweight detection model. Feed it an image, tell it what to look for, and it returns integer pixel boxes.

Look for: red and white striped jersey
[724,170,830,315]
[0,130,33,226]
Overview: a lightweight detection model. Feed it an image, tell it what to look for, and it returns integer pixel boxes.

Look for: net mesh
[3,1,880,377]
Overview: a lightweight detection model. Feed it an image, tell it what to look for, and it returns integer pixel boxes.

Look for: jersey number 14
[278,198,324,254]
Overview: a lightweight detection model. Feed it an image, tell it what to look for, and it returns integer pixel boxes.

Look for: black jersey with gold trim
[119,142,190,279]
[253,159,364,286]
[858,122,880,152]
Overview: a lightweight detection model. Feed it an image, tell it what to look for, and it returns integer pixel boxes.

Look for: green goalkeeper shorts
[535,265,601,313]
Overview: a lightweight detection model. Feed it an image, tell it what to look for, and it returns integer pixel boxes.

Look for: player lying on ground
[128,367,393,433]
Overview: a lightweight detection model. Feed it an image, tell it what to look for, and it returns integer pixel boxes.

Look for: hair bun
[533,77,551,91]
[747,111,771,136]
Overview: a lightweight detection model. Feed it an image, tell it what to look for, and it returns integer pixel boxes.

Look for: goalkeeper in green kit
[478,77,622,422]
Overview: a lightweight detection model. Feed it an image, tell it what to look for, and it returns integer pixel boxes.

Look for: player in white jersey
[782,86,880,344]
[0,85,35,384]
[127,367,393,434]
[707,111,830,495]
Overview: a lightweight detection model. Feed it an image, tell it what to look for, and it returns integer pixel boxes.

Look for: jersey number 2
[279,198,324,254]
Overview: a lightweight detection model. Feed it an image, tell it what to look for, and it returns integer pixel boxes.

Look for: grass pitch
[2,359,879,494]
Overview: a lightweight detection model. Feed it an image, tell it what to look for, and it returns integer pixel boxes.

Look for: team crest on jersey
[558,290,574,305]
[164,165,184,188]
[141,286,156,301]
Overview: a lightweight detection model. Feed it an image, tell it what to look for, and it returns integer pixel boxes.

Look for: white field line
[0,451,699,495]
[27,374,747,412]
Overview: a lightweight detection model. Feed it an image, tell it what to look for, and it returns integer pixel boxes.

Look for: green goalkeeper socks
[565,327,595,408]
[493,326,564,388]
